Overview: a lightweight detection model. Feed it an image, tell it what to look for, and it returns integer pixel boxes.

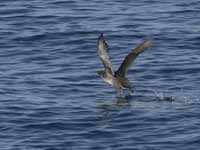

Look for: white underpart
[103,77,114,86]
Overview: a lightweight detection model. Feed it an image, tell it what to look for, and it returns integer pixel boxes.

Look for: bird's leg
[128,86,134,95]
[116,89,120,97]
[116,88,123,98]
[120,88,123,97]
[119,88,124,98]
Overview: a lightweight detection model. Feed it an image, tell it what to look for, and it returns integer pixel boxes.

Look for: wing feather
[97,33,114,75]
[115,39,152,78]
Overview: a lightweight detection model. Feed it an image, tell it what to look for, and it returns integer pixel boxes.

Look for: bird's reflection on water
[96,90,176,113]
[95,91,178,129]
[96,95,132,112]
[95,95,133,128]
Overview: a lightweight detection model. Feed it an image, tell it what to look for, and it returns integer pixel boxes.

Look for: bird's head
[97,70,105,78]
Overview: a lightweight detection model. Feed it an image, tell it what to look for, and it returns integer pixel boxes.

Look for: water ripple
[0,0,200,149]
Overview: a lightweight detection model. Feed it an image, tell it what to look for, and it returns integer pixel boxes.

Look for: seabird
[97,33,151,96]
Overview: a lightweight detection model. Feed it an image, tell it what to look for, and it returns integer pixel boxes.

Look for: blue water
[1,0,200,149]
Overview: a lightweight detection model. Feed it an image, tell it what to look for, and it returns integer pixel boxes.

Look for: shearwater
[97,33,151,96]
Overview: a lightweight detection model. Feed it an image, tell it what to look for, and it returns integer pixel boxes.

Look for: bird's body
[97,33,151,95]
[99,74,129,89]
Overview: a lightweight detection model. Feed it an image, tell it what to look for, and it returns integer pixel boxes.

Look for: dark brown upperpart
[115,40,152,78]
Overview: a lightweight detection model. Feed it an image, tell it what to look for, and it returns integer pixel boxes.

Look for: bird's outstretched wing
[115,39,152,78]
[97,33,114,75]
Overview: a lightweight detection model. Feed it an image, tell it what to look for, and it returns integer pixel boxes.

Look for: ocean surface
[0,0,200,149]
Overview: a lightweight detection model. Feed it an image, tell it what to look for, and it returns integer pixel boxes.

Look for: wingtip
[142,39,152,48]
[99,33,104,40]
[98,33,106,45]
